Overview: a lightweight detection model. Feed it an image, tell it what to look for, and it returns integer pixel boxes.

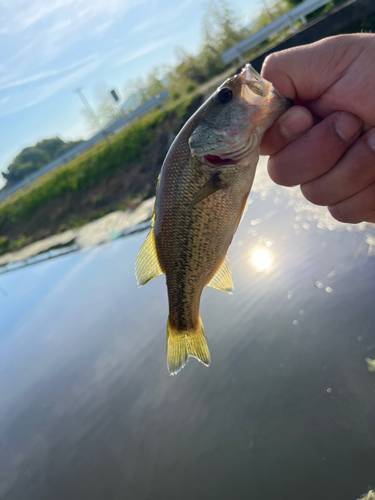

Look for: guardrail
[221,0,332,65]
[0,91,169,203]
[107,90,169,134]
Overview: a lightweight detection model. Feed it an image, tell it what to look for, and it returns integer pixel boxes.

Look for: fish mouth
[203,154,237,167]
[202,132,255,167]
[240,64,272,98]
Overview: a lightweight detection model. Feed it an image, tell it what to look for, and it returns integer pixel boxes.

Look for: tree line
[2,137,83,188]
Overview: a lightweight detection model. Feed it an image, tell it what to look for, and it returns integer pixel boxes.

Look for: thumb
[261,35,366,102]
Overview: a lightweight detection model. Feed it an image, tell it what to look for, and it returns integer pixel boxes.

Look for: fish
[135,64,291,375]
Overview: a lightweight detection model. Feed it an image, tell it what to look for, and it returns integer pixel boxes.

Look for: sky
[0,0,262,186]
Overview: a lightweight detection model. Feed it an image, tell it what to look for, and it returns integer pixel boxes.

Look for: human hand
[260,34,375,224]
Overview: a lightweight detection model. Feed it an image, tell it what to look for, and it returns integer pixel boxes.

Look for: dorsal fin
[135,228,163,286]
[207,257,233,294]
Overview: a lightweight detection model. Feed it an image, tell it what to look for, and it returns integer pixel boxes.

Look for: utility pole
[110,89,125,117]
[75,88,110,145]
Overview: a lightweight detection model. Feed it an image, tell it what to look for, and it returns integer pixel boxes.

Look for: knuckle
[347,156,363,177]
[328,204,362,224]
[260,127,278,156]
[301,179,326,205]
[267,156,282,185]
[345,134,375,183]
[328,204,350,223]
[267,155,294,186]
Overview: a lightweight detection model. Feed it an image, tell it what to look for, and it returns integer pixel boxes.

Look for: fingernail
[335,112,362,142]
[280,109,312,139]
[367,130,375,151]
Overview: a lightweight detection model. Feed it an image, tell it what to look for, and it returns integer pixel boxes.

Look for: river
[0,158,374,500]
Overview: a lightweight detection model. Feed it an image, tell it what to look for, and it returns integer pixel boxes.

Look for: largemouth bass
[136,64,290,375]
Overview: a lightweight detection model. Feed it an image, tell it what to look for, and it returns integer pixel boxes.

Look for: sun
[252,249,271,270]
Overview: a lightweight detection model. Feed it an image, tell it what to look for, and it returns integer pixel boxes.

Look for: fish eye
[217,87,233,104]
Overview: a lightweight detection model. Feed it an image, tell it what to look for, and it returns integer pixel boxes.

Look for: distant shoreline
[0,197,155,272]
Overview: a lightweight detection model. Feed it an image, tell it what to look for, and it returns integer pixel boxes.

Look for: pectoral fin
[135,228,163,286]
[208,257,233,294]
[186,172,228,212]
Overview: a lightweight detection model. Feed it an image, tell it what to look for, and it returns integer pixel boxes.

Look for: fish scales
[155,132,244,330]
[135,64,291,375]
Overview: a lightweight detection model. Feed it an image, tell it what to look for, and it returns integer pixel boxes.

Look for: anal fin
[135,228,163,286]
[208,257,233,294]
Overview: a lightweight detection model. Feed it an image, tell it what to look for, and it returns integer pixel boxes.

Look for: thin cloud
[0,58,103,119]
[4,0,141,32]
[129,18,154,36]
[0,0,147,66]
[163,0,198,23]
[128,0,198,36]
[92,19,115,36]
[8,41,36,63]
[115,39,170,67]
[0,54,99,92]
[10,0,76,30]
[49,18,73,33]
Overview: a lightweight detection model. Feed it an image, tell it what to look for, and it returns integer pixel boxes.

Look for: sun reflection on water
[252,249,272,271]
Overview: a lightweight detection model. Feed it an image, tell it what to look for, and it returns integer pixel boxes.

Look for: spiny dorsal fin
[135,228,163,286]
[208,257,233,294]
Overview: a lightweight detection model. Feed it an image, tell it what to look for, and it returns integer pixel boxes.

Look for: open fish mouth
[203,154,237,167]
[202,134,255,167]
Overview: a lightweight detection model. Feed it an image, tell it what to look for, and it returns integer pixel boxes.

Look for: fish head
[189,64,292,167]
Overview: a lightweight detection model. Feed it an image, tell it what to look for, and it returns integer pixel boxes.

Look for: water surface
[1,160,374,500]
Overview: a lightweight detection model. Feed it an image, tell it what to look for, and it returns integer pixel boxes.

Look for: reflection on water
[0,158,374,500]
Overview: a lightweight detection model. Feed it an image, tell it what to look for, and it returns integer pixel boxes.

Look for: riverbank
[0,197,154,271]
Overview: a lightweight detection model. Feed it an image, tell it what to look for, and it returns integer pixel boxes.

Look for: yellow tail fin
[166,317,211,375]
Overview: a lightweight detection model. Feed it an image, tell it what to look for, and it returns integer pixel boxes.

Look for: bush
[8,235,31,251]
[0,236,9,254]
[2,137,83,186]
